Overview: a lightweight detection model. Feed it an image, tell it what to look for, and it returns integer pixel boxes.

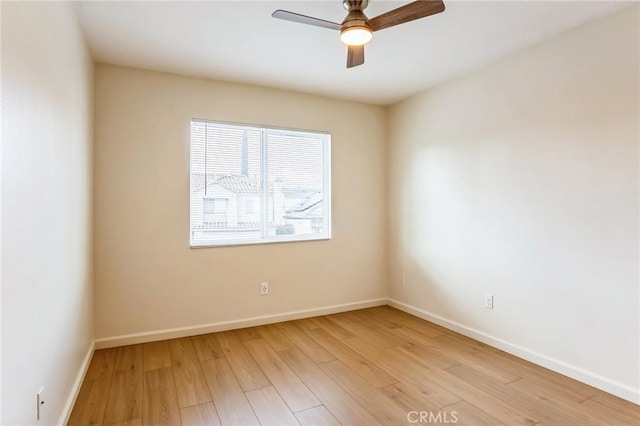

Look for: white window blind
[190,120,331,247]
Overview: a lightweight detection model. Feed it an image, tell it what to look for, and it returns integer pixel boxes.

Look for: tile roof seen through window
[192,173,259,194]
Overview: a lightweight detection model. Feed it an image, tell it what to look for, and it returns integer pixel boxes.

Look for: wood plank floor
[69,306,640,426]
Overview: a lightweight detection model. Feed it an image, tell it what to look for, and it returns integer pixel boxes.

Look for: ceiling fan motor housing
[342,0,371,34]
[341,10,371,29]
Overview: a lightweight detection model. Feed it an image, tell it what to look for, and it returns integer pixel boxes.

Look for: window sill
[190,235,331,248]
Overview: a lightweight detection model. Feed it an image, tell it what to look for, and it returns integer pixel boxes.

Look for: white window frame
[190,119,332,248]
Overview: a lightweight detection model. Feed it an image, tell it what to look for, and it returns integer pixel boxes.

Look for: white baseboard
[388,298,640,404]
[57,340,95,426]
[95,298,387,349]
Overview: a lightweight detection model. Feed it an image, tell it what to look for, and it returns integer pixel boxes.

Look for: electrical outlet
[260,282,269,295]
[484,294,494,309]
[36,386,45,421]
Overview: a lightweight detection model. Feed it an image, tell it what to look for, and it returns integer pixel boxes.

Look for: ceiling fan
[272,0,445,68]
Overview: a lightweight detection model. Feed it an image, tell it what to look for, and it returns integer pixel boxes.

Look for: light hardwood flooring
[69,306,640,426]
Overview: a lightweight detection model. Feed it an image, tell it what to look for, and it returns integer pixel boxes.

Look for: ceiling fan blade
[272,10,341,31]
[347,45,365,68]
[367,0,445,32]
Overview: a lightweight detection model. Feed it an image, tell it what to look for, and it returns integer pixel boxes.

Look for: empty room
[1,0,638,425]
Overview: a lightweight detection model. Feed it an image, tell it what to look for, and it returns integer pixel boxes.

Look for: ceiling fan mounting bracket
[343,0,368,12]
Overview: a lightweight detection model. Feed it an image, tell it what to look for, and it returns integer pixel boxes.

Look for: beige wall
[1,2,94,424]
[388,5,639,401]
[93,64,388,339]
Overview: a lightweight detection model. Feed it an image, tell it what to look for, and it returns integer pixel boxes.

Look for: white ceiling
[76,1,630,105]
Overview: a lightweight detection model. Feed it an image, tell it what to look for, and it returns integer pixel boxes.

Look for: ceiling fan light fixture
[340,26,373,46]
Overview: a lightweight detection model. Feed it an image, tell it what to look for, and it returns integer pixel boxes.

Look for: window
[203,198,228,222]
[190,120,331,247]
